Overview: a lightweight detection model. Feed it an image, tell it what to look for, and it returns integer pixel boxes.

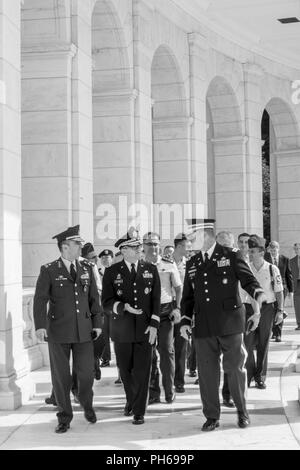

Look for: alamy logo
[291,80,300,104]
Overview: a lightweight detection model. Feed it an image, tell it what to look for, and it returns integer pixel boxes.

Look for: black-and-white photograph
[0,0,300,452]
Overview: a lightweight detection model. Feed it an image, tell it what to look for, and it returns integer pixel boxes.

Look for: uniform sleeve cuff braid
[150,314,160,328]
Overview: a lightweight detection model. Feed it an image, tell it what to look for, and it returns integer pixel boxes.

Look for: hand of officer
[247,312,260,331]
[180,325,191,340]
[256,292,267,308]
[92,328,102,340]
[170,308,181,325]
[145,326,157,345]
[274,310,284,325]
[36,328,48,342]
[125,303,143,315]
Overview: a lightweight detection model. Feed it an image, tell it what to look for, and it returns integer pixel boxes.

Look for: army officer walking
[102,227,161,425]
[33,225,102,433]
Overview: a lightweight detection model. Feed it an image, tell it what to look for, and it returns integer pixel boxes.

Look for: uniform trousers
[100,314,111,362]
[244,302,275,384]
[272,288,287,339]
[294,284,300,327]
[48,341,94,425]
[149,304,175,400]
[194,333,248,420]
[115,341,152,417]
[174,323,187,387]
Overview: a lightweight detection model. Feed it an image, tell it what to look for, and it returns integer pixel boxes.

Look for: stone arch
[151,44,188,119]
[206,76,243,139]
[206,76,245,234]
[262,97,300,252]
[92,0,131,92]
[21,0,71,45]
[92,0,133,252]
[151,45,190,241]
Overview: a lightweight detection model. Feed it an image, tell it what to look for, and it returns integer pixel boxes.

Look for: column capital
[21,42,78,59]
[152,116,194,128]
[188,32,209,52]
[93,88,138,103]
[243,62,265,79]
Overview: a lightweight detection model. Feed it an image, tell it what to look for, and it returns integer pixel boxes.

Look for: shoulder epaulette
[232,248,239,252]
[43,259,57,269]
[162,257,174,264]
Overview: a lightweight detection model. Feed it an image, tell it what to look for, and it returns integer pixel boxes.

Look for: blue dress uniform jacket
[102,260,161,343]
[181,243,263,338]
[34,258,102,343]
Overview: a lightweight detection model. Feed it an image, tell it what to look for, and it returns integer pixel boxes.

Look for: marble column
[243,62,265,235]
[188,32,209,219]
[0,0,29,409]
[22,4,94,287]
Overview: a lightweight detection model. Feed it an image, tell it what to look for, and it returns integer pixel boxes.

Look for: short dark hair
[164,245,174,250]
[143,231,160,241]
[238,232,250,241]
[174,233,188,248]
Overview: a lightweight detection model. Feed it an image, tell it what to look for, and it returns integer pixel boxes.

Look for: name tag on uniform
[55,275,68,281]
[217,258,230,268]
[114,279,123,284]
[81,273,90,280]
[143,271,153,279]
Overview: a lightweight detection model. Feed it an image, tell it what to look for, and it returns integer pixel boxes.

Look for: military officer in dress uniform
[98,249,114,367]
[180,219,266,432]
[102,228,161,425]
[33,225,102,433]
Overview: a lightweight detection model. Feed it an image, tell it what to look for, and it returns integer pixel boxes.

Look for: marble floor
[0,313,300,450]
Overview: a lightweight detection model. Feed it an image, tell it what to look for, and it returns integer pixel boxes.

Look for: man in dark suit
[180,219,266,431]
[33,225,102,433]
[102,228,161,425]
[290,243,300,330]
[98,249,114,367]
[265,240,293,341]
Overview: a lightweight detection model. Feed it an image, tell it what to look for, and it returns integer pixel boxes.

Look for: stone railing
[22,288,45,370]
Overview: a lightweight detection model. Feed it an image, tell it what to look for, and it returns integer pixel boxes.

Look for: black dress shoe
[237,412,250,428]
[255,380,266,389]
[100,359,110,367]
[124,403,133,416]
[45,395,57,406]
[114,377,122,385]
[148,396,161,405]
[55,423,70,434]
[132,415,144,425]
[222,398,235,408]
[295,326,300,330]
[166,392,176,404]
[201,418,219,432]
[84,408,97,423]
[194,378,199,385]
[275,337,281,342]
[175,385,185,393]
[189,370,197,377]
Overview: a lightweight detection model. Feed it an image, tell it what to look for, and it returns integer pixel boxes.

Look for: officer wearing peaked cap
[33,225,102,434]
[180,219,266,431]
[102,227,161,425]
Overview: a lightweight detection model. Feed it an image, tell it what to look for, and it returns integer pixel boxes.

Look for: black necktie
[70,262,76,282]
[130,263,136,282]
[204,252,209,265]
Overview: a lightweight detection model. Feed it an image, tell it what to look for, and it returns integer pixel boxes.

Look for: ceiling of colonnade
[172,0,300,69]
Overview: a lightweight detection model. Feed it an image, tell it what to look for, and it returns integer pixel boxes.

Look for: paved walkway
[0,311,300,450]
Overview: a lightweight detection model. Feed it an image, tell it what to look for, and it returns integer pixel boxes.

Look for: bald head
[216,231,235,248]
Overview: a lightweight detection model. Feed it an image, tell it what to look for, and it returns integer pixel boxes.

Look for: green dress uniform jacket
[102,260,161,343]
[33,257,102,343]
[181,243,263,338]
